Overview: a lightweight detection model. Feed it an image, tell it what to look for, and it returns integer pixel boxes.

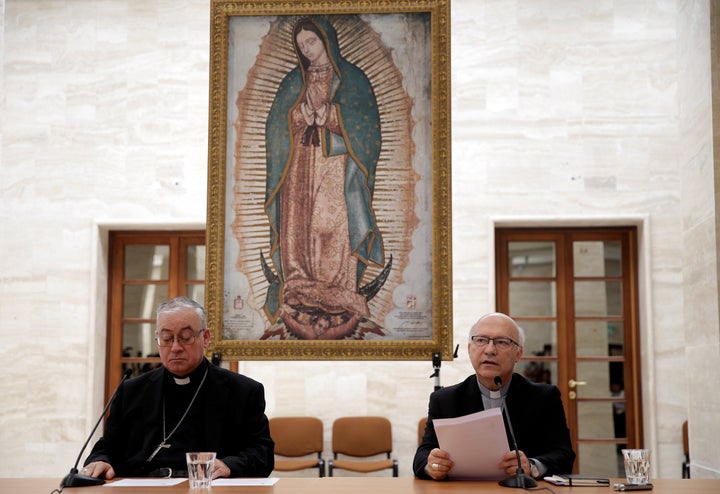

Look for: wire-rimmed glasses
[469,335,519,350]
[155,329,205,347]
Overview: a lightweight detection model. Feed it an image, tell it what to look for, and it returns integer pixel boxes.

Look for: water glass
[621,448,650,485]
[186,452,216,489]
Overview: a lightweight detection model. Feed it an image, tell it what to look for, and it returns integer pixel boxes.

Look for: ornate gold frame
[206,0,451,360]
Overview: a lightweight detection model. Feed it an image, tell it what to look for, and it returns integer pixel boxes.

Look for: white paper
[211,478,279,486]
[104,477,280,487]
[544,475,569,485]
[433,407,509,480]
[104,478,186,487]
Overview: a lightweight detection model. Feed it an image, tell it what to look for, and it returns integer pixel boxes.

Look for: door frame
[494,224,644,473]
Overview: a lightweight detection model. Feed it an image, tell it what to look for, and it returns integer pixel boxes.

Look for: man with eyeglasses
[414,312,575,481]
[82,296,274,480]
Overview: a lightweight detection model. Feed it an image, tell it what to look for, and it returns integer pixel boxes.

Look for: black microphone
[60,368,133,488]
[495,376,538,489]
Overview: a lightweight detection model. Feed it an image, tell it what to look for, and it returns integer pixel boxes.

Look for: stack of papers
[433,408,509,480]
[544,474,610,486]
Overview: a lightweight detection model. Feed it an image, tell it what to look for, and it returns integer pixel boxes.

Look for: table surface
[3,477,720,494]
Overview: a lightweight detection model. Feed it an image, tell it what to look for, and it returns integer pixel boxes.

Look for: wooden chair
[269,417,325,477]
[682,420,690,478]
[328,416,398,477]
[418,417,428,446]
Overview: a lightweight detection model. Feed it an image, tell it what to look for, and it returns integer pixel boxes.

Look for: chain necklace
[146,366,208,463]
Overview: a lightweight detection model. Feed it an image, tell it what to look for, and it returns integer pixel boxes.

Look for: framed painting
[205,0,452,360]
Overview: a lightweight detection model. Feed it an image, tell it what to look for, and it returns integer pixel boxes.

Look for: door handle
[568,379,587,388]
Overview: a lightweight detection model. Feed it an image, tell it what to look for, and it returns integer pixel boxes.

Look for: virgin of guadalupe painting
[262,17,391,340]
[224,13,433,342]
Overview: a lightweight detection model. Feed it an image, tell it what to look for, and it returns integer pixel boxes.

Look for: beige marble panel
[677,0,719,480]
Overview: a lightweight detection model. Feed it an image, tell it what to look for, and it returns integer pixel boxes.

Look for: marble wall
[679,0,720,480]
[1,0,718,480]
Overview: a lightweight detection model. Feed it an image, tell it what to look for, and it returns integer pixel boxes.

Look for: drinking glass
[186,452,216,489]
[621,448,650,485]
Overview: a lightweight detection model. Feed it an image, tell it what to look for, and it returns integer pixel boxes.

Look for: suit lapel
[140,368,165,459]
[458,375,485,415]
[202,366,229,450]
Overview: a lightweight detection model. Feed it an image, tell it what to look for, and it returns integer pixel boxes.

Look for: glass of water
[186,452,216,489]
[621,449,651,485]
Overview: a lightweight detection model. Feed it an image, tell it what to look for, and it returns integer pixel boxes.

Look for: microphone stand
[60,369,132,488]
[495,376,537,489]
[428,347,458,392]
[430,352,442,391]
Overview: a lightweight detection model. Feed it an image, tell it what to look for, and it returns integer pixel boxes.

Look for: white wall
[677,0,720,480]
[1,0,718,479]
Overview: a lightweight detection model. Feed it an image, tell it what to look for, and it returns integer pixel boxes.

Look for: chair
[418,417,428,446]
[682,420,690,478]
[269,417,325,477]
[328,416,398,476]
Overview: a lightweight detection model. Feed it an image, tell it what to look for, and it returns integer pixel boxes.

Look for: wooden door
[496,227,641,477]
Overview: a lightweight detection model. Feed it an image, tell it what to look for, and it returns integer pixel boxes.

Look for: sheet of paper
[104,477,280,487]
[211,478,279,486]
[104,478,186,487]
[433,407,509,480]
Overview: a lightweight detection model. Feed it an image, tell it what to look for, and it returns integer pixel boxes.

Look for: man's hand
[212,459,231,479]
[425,448,453,480]
[498,450,530,476]
[81,461,115,480]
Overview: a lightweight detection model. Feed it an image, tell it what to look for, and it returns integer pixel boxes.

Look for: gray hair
[468,312,526,347]
[156,296,206,329]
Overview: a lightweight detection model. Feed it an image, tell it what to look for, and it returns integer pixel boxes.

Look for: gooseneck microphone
[60,368,133,488]
[495,376,538,489]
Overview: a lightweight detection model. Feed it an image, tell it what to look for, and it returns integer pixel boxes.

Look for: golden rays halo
[231,15,417,335]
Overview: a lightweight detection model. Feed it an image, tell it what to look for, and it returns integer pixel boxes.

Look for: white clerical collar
[477,377,508,398]
[173,376,191,385]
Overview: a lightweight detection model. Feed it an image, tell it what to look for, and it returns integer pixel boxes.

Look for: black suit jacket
[413,373,575,479]
[85,360,274,477]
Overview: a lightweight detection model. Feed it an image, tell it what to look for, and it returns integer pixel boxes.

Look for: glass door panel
[122,285,168,319]
[519,320,558,356]
[187,245,206,280]
[124,244,170,279]
[575,321,624,356]
[575,281,623,316]
[187,285,205,306]
[185,243,206,307]
[508,241,556,277]
[573,241,622,277]
[508,281,557,316]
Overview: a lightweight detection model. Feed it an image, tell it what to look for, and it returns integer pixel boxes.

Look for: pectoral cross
[146,441,171,462]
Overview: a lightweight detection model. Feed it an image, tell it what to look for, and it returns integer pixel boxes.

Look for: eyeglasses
[469,335,519,350]
[156,329,205,347]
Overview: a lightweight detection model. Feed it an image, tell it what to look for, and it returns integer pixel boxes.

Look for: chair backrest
[682,420,689,456]
[418,417,428,446]
[332,416,392,457]
[269,416,324,458]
